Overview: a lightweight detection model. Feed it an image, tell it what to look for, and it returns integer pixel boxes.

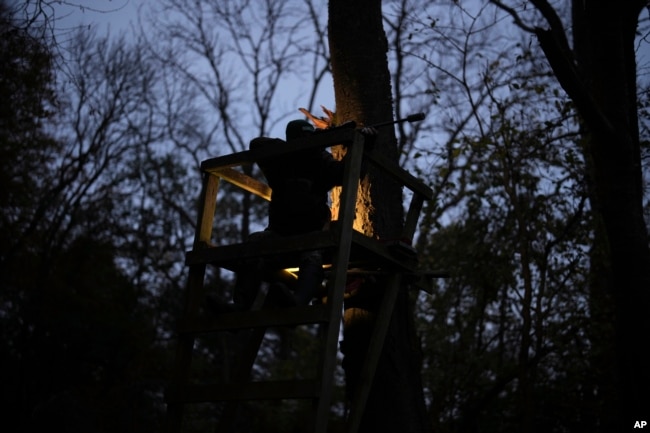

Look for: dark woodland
[2,0,649,432]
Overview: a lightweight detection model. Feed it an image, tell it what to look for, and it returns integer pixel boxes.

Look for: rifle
[370,112,425,128]
[314,112,426,134]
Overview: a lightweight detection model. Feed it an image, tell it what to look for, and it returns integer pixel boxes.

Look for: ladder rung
[169,379,322,402]
[178,304,330,333]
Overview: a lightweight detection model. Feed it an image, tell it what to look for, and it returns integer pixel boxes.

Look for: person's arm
[249,137,286,185]
[249,136,284,150]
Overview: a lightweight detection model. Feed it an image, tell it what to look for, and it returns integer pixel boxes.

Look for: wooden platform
[165,126,442,433]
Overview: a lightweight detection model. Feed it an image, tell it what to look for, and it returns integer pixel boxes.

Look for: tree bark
[328,1,431,431]
[538,0,650,425]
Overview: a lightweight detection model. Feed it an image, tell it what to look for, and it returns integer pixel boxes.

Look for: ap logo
[634,421,648,428]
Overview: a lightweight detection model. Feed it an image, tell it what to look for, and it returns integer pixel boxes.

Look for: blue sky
[51,0,144,34]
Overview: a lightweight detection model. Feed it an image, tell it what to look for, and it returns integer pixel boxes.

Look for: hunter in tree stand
[207,119,377,312]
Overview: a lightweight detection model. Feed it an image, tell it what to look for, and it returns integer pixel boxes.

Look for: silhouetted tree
[491,0,650,428]
[329,0,431,431]
[1,7,169,430]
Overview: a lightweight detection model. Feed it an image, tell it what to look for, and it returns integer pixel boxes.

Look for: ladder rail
[166,172,220,433]
[313,129,366,433]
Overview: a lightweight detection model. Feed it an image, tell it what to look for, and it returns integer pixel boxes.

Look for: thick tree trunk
[328,1,431,432]
[559,0,650,426]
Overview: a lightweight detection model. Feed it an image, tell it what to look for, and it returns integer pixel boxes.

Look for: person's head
[286,119,315,141]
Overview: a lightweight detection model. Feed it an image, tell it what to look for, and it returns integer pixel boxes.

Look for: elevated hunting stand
[165,126,443,432]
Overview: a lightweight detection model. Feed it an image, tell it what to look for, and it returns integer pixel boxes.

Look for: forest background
[2,0,649,432]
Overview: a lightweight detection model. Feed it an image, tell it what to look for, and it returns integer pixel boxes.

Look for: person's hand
[360,126,378,136]
[359,126,378,150]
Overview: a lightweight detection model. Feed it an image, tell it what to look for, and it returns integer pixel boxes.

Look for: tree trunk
[328,1,431,432]
[555,0,650,425]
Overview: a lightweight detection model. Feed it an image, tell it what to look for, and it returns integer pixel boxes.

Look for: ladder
[165,127,437,433]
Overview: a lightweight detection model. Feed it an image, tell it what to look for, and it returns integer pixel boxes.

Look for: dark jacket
[250,137,344,235]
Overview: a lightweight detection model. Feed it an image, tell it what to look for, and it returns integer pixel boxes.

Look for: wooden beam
[185,230,339,269]
[201,127,358,172]
[214,167,271,201]
[364,149,433,200]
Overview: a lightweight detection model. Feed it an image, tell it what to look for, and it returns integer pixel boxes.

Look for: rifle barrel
[372,112,426,128]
